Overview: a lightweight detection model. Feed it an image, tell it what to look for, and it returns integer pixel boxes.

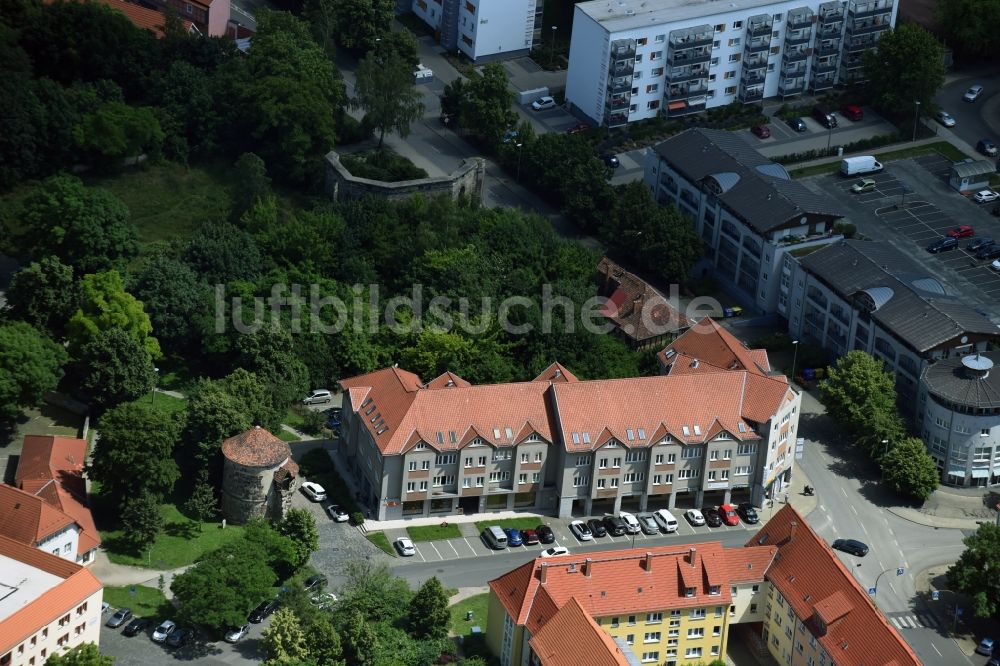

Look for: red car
[522,529,540,546]
[719,503,740,526]
[566,122,590,134]
[948,225,975,238]
[750,123,771,139]
[841,104,864,121]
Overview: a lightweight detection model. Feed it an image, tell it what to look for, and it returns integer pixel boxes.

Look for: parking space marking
[447,540,461,558]
[462,538,477,556]
[429,541,443,559]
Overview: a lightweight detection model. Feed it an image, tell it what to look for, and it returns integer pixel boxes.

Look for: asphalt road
[934,71,1000,151]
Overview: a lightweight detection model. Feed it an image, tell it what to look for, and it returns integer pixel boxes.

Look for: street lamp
[516,143,524,182]
[151,367,160,404]
[550,26,558,67]
[872,566,905,605]
[912,100,921,142]
[791,340,800,383]
[882,439,890,458]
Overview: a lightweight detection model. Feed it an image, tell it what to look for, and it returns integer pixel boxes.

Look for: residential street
[934,69,1000,151]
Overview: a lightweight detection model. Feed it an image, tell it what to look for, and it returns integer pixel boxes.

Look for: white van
[483,526,508,549]
[652,509,678,533]
[839,156,883,177]
[618,511,641,534]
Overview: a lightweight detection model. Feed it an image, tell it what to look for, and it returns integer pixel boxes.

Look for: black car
[737,503,759,524]
[602,515,627,536]
[602,154,620,168]
[587,518,608,538]
[969,237,994,252]
[702,507,723,528]
[106,607,132,628]
[122,618,149,637]
[977,245,1000,261]
[535,524,556,544]
[926,237,958,253]
[248,599,279,624]
[787,117,807,132]
[165,627,195,648]
[832,538,869,557]
[304,575,327,591]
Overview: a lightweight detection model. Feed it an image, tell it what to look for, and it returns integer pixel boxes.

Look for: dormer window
[685,587,696,598]
[709,585,721,595]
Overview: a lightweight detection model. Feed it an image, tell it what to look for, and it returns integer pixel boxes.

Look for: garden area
[340,149,428,182]
[103,584,173,618]
[474,517,544,533]
[407,523,463,542]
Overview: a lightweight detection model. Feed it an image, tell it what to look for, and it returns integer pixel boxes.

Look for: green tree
[819,351,899,430]
[132,255,208,351]
[459,63,517,148]
[261,608,310,662]
[341,610,379,666]
[235,326,311,411]
[45,642,114,666]
[233,152,272,217]
[90,402,181,501]
[19,175,139,273]
[73,101,164,166]
[406,577,450,639]
[304,619,345,666]
[183,475,218,528]
[0,322,68,424]
[936,0,1000,57]
[5,256,77,336]
[881,436,939,500]
[183,221,262,285]
[243,519,300,578]
[352,44,424,151]
[948,522,1000,617]
[337,559,413,624]
[67,270,161,358]
[862,24,945,118]
[120,491,163,553]
[278,509,320,570]
[328,0,393,53]
[75,328,156,411]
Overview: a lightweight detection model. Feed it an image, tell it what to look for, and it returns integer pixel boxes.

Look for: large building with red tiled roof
[746,505,921,666]
[340,337,799,520]
[14,436,100,565]
[0,534,104,666]
[0,484,91,566]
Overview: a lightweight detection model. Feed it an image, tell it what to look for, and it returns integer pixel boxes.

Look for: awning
[947,467,966,478]
[972,468,991,478]
[667,100,687,111]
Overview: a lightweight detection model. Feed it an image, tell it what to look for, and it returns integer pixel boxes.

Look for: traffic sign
[868,587,877,595]
[932,590,940,601]
[896,567,905,576]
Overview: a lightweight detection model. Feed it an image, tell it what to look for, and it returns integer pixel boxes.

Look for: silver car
[935,110,955,127]
[224,624,250,643]
[395,536,416,557]
[152,620,176,642]
[569,520,593,541]
[964,84,984,102]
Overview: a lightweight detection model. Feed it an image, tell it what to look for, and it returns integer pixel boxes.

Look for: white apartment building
[566,0,897,127]
[410,0,545,61]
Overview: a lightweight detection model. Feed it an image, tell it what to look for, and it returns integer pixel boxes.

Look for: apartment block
[565,0,897,127]
[0,535,104,666]
[410,0,544,61]
[486,506,919,666]
[339,318,799,520]
[645,128,844,315]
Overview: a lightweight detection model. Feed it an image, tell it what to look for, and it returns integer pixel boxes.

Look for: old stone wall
[222,458,274,524]
[324,151,485,204]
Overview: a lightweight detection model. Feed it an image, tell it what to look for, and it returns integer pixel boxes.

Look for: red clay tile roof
[746,506,921,666]
[0,534,103,654]
[46,0,195,37]
[221,426,291,468]
[658,317,771,375]
[425,371,472,389]
[0,484,76,547]
[16,436,101,554]
[597,257,691,344]
[529,597,632,666]
[723,545,776,584]
[533,362,579,383]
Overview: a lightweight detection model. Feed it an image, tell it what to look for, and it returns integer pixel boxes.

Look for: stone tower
[221,426,299,524]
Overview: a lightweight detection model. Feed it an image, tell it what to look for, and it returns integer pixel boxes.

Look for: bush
[337,112,373,145]
[340,150,428,182]
[350,511,365,526]
[299,409,327,436]
[772,132,902,165]
[834,221,858,239]
[751,333,794,351]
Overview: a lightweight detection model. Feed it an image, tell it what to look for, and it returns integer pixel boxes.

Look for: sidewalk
[888,484,999,530]
[914,565,983,657]
[89,550,187,599]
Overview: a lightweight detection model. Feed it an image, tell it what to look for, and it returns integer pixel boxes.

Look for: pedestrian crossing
[887,612,939,630]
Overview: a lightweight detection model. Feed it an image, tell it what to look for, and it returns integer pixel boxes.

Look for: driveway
[98,616,270,666]
[934,71,1000,153]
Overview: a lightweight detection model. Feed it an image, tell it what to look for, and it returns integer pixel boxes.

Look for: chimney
[789,521,798,542]
[584,558,593,577]
[689,547,697,567]
[644,552,653,572]
[540,563,548,584]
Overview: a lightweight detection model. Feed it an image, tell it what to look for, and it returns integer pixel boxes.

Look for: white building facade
[411,0,544,61]
[566,0,897,127]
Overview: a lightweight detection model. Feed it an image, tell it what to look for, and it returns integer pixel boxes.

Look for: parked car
[602,154,621,168]
[325,504,349,522]
[541,546,570,557]
[926,237,958,253]
[522,528,540,545]
[300,481,327,502]
[964,84,984,102]
[787,117,807,132]
[977,138,998,157]
[685,509,706,526]
[302,389,332,405]
[702,507,723,527]
[719,504,740,526]
[618,511,641,534]
[165,627,194,648]
[531,96,556,111]
[840,104,864,121]
[969,237,994,252]
[310,592,338,609]
[304,575,327,591]
[737,503,759,524]
[948,225,975,238]
[851,178,876,193]
[812,105,837,129]
[750,123,771,139]
[504,528,525,546]
[566,122,590,134]
[976,637,995,655]
[977,245,1000,261]
[395,536,416,556]
[249,599,280,623]
[832,538,869,556]
[975,190,1000,204]
[224,624,250,643]
[638,514,660,535]
[151,620,176,642]
[652,509,678,533]
[570,520,593,541]
[586,518,607,538]
[602,515,627,536]
[106,608,132,628]
[992,259,1000,272]
[122,618,149,637]
[935,110,956,127]
[536,524,556,544]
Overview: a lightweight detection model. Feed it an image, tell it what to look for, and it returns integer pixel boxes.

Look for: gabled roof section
[746,506,920,666]
[658,317,771,376]
[425,371,471,389]
[0,484,76,547]
[533,362,579,383]
[653,128,843,234]
[529,597,632,666]
[597,257,691,343]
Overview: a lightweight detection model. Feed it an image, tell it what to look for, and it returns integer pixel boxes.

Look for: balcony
[607,111,629,128]
[740,88,764,102]
[785,30,812,46]
[611,45,636,60]
[666,84,709,100]
[742,70,765,85]
[811,76,836,92]
[787,12,813,30]
[669,26,714,48]
[608,77,633,93]
[850,4,894,20]
[611,61,634,76]
[779,83,805,96]
[818,1,845,22]
[782,63,807,76]
[813,59,837,73]
[745,39,771,54]
[818,23,842,37]
[848,20,889,36]
[667,68,710,83]
[815,43,840,56]
[747,15,773,36]
[668,49,711,65]
[606,94,630,109]
[783,48,809,62]
[666,101,706,118]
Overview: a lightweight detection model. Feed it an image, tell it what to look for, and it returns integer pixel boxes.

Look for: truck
[840,155,883,177]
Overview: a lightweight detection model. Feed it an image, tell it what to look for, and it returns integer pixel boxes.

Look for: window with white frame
[678,469,699,479]
[653,474,662,485]
[610,478,619,488]
[690,608,706,619]
[681,448,701,459]
[654,454,664,464]
[613,457,622,467]
[735,465,753,476]
[737,443,757,455]
[408,461,417,471]
[688,627,705,638]
[433,475,455,487]
[664,473,673,483]
[534,451,543,462]
[476,476,484,486]
[478,456,487,466]
[406,482,415,492]
[463,478,470,488]
[421,460,430,470]
[723,449,732,459]
[641,652,659,663]
[419,481,428,490]
[725,86,737,95]
[625,450,646,463]
[576,455,590,466]
[646,613,662,623]
[521,453,529,463]
[644,631,661,642]
[489,471,509,482]
[597,478,606,489]
[518,473,527,484]
[574,475,590,487]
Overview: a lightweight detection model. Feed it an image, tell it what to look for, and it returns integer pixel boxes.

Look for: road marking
[415,547,426,562]
[888,582,896,594]
[462,538,477,556]
[850,505,858,515]
[429,542,443,560]
[447,540,461,558]
[931,643,942,657]
[860,522,868,535]
[841,487,848,497]
[819,503,826,512]
[879,559,885,570]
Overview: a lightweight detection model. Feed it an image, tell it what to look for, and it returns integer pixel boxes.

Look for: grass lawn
[449,593,491,637]
[366,531,396,556]
[406,523,462,542]
[284,407,309,430]
[276,429,302,442]
[103,585,173,619]
[790,141,969,179]
[474,517,543,533]
[147,391,187,416]
[100,502,245,569]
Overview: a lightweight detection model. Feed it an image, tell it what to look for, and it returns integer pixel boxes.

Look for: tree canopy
[862,24,945,118]
[406,577,450,640]
[0,322,68,425]
[949,522,1000,618]
[881,436,940,501]
[5,256,78,336]
[74,327,156,411]
[936,0,1000,58]
[44,642,114,666]
[67,270,161,358]
[352,43,425,151]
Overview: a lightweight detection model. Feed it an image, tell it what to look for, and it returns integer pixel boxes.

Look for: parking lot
[98,614,269,666]
[382,510,766,565]
[803,155,1000,316]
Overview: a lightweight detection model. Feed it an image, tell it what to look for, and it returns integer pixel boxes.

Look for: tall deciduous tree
[261,608,310,662]
[459,63,517,148]
[862,24,945,118]
[406,577,450,639]
[0,322,68,424]
[328,0,393,53]
[881,436,939,500]
[67,270,161,358]
[949,522,1000,618]
[352,44,424,151]
[19,175,139,273]
[341,611,378,666]
[120,491,163,553]
[183,221,262,285]
[73,101,164,166]
[5,256,78,337]
[183,474,218,528]
[132,255,208,352]
[75,327,156,411]
[232,152,272,218]
[235,326,311,411]
[44,642,114,666]
[936,0,1000,58]
[90,402,181,502]
[277,509,319,570]
[336,559,413,624]
[304,619,345,666]
[819,351,899,430]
